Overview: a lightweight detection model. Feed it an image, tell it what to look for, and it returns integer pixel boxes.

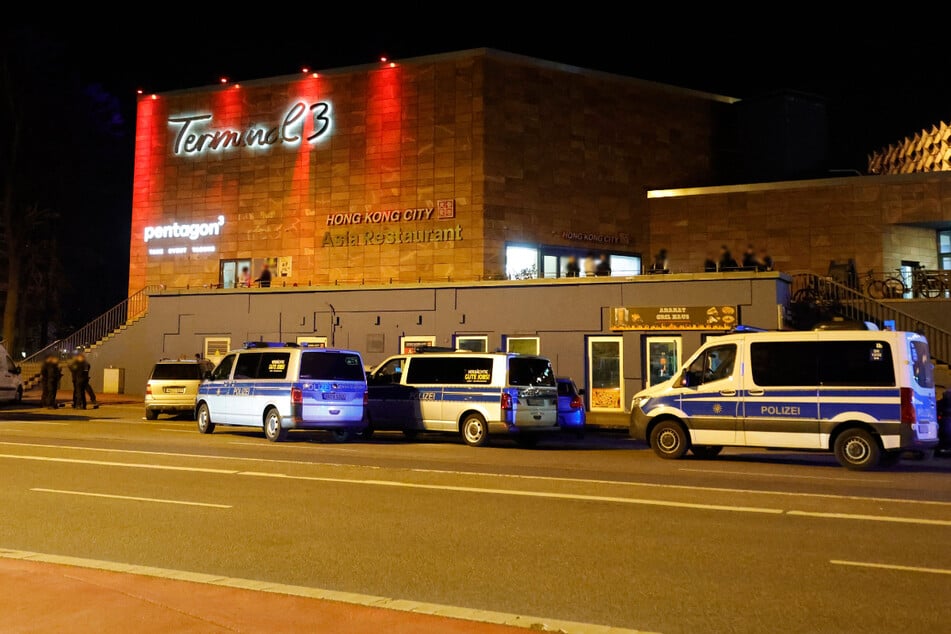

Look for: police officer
[40,355,62,409]
[69,352,90,409]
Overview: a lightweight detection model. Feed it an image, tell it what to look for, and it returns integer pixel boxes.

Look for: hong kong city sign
[168,101,332,155]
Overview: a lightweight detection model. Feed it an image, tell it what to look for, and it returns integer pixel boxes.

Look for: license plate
[164,387,186,394]
[321,393,348,401]
[527,398,547,406]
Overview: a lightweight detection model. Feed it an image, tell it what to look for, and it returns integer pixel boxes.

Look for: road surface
[1,403,949,633]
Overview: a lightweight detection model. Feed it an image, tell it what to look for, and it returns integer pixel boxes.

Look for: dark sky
[6,19,951,332]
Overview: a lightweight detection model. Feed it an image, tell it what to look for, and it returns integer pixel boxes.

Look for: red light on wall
[150,94,157,100]
[389,62,396,68]
[233,83,240,89]
[220,77,228,84]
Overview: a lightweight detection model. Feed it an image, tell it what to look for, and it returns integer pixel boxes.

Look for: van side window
[256,352,291,380]
[301,352,365,381]
[233,353,261,380]
[373,358,405,384]
[751,342,817,386]
[211,354,235,381]
[406,357,494,384]
[685,344,737,386]
[818,341,895,387]
[909,340,935,389]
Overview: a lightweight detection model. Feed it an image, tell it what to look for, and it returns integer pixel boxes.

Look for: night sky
[4,19,951,339]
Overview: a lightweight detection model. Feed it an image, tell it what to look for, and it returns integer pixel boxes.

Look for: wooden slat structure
[869,120,951,174]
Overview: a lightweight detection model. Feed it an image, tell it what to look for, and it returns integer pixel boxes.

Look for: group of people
[39,351,98,410]
[703,244,773,273]
[564,253,612,277]
[238,263,272,288]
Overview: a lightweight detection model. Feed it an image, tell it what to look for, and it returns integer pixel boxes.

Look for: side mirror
[577,388,586,396]
[203,371,213,381]
[12,366,21,375]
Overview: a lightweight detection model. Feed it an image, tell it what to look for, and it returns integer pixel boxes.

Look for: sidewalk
[21,389,143,407]
[0,556,523,634]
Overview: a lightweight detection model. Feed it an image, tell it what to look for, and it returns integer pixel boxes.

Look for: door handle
[719,389,736,397]
[748,389,765,396]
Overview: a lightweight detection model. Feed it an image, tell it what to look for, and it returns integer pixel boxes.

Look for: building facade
[129,49,733,294]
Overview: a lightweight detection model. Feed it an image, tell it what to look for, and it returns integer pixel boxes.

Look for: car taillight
[146,383,152,395]
[501,392,513,410]
[900,387,917,425]
[570,395,583,410]
[363,391,368,406]
[291,387,303,404]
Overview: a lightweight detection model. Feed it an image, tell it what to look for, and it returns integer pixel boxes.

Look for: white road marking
[0,453,236,474]
[831,560,951,575]
[30,488,231,509]
[1,439,949,507]
[0,548,652,633]
[788,510,951,527]
[679,467,889,483]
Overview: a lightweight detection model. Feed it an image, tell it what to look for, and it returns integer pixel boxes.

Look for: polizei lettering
[760,405,802,416]
[168,101,331,155]
[322,225,463,247]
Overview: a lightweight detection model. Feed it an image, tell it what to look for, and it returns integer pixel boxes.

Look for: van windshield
[151,364,203,380]
[300,352,365,381]
[909,339,935,389]
[508,358,555,387]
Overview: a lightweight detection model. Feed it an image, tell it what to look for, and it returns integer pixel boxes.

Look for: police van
[629,330,939,469]
[366,352,558,446]
[196,343,367,442]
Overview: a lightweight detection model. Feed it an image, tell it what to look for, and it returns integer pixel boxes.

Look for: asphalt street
[1,403,950,633]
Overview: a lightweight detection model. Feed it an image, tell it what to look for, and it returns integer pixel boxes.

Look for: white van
[196,343,367,442]
[0,343,22,403]
[630,330,938,469]
[366,352,558,446]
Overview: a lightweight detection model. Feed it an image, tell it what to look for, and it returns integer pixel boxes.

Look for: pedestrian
[756,248,774,271]
[742,244,757,269]
[650,248,669,274]
[81,354,98,409]
[595,253,611,276]
[564,255,581,277]
[40,354,62,409]
[703,253,717,272]
[583,252,597,277]
[238,266,251,288]
[718,245,738,271]
[69,353,90,409]
[255,262,272,288]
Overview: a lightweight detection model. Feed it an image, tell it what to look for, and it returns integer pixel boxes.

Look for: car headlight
[634,396,651,409]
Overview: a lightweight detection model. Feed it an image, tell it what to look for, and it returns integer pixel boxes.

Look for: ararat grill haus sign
[611,306,738,330]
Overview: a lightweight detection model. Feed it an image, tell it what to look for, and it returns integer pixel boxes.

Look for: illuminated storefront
[129,48,731,293]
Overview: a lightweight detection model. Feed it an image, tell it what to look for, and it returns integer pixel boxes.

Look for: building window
[587,336,624,411]
[505,243,641,280]
[505,336,540,355]
[506,246,539,279]
[940,229,951,270]
[455,335,489,352]
[219,259,252,289]
[400,336,436,354]
[296,336,328,348]
[645,336,681,388]
[610,255,641,276]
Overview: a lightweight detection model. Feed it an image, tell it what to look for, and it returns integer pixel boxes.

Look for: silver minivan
[366,352,558,446]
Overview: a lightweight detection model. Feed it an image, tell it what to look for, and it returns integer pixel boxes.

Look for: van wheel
[196,404,214,434]
[691,445,722,459]
[331,429,355,443]
[460,413,489,447]
[650,420,689,459]
[264,408,287,442]
[834,428,880,470]
[145,409,159,421]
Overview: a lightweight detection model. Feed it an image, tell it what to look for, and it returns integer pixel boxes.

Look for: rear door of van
[743,337,820,448]
[905,334,938,443]
[299,351,366,424]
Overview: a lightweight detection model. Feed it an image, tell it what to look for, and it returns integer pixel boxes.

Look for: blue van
[196,343,367,442]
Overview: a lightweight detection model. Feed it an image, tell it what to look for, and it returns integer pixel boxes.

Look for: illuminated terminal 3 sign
[144,215,225,256]
[168,101,332,155]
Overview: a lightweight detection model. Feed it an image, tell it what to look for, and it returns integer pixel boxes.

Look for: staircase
[21,286,160,390]
[790,273,951,369]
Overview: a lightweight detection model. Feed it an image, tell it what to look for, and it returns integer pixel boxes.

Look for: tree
[0,49,22,348]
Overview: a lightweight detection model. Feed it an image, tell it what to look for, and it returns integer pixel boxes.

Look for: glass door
[645,336,681,388]
[587,336,624,411]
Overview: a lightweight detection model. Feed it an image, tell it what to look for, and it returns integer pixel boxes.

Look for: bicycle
[863,269,906,300]
[911,265,946,298]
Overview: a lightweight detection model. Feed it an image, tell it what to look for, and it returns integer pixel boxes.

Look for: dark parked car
[556,377,586,437]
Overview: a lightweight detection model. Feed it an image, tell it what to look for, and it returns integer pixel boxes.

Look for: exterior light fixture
[380,56,387,63]
[302,67,309,73]
[136,89,143,95]
[389,62,396,68]
[312,72,319,78]
[220,77,228,84]
[150,94,157,100]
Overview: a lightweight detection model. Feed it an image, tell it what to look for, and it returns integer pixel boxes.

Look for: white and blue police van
[366,352,558,446]
[196,343,367,442]
[630,330,939,469]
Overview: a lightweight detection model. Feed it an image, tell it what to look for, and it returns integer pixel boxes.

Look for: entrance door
[587,336,624,411]
[645,336,681,388]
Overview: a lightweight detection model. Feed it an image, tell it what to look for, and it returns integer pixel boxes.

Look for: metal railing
[20,286,160,386]
[791,272,951,364]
